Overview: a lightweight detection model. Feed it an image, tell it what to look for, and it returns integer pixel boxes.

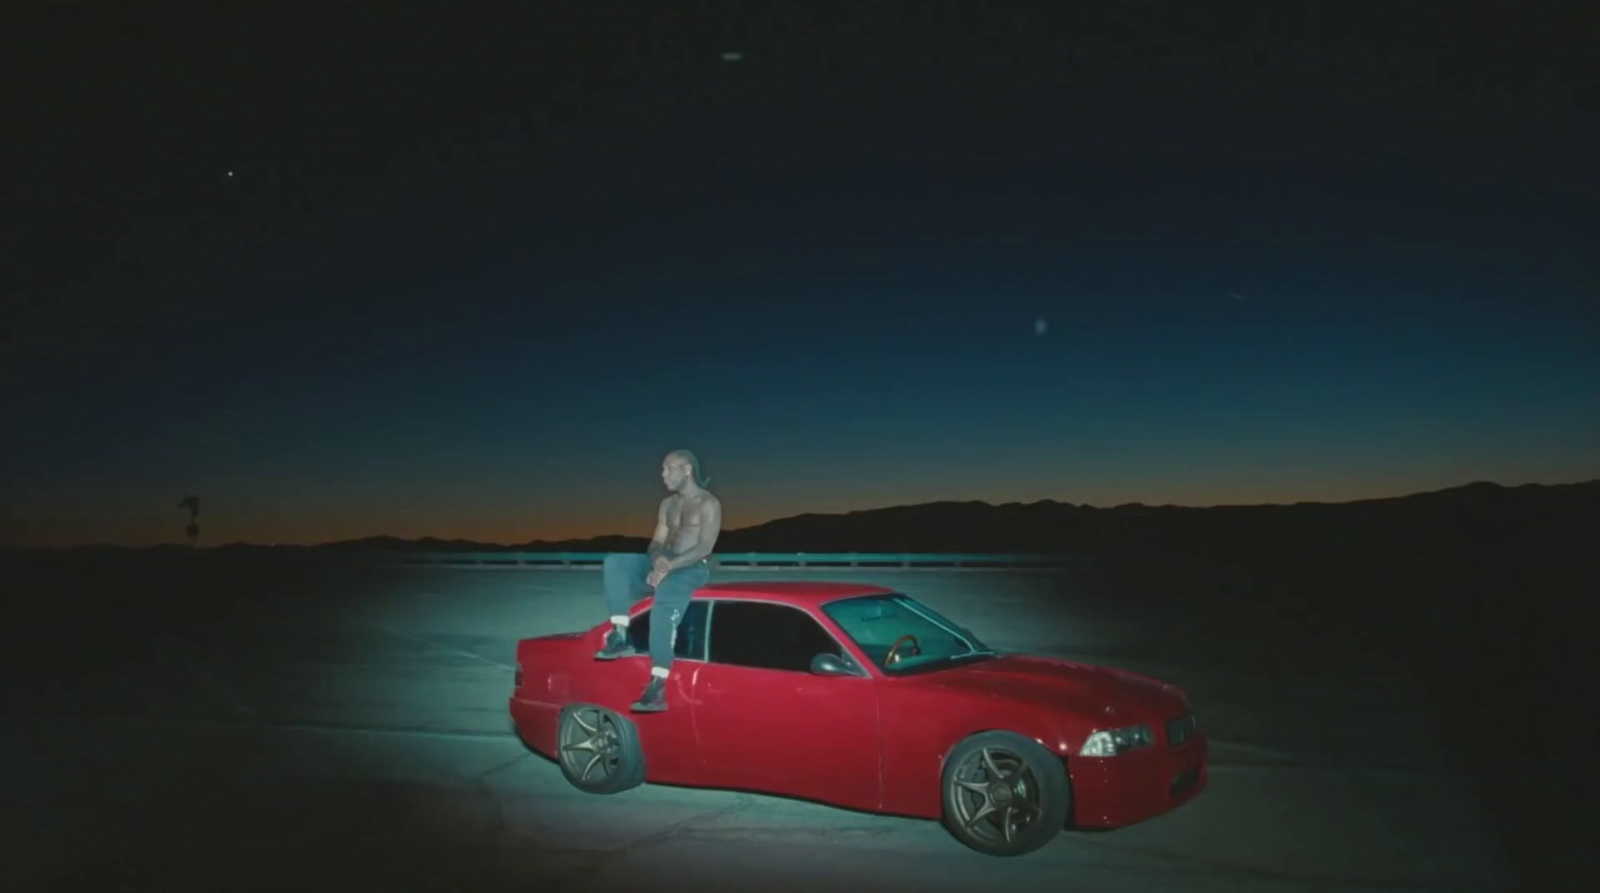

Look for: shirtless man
[594,449,722,712]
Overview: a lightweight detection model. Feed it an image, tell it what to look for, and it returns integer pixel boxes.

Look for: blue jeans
[603,553,710,671]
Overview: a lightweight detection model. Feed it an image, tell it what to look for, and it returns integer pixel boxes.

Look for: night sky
[5,2,1596,547]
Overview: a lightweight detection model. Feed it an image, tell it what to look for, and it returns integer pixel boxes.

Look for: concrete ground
[1,557,1516,892]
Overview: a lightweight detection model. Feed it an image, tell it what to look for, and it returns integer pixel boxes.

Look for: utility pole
[177,495,200,548]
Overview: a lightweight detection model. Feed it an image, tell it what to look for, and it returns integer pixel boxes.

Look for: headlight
[1078,724,1154,756]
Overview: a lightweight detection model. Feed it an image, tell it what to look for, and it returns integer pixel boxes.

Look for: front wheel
[557,703,645,794]
[941,731,1070,856]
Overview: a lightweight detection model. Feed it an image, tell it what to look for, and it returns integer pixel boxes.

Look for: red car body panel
[690,660,882,810]
[508,581,1208,828]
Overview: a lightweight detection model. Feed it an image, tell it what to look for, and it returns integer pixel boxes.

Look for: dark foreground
[0,548,1574,891]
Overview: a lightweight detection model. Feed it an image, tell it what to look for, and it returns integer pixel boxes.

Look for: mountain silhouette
[255,478,1598,560]
[8,479,1593,559]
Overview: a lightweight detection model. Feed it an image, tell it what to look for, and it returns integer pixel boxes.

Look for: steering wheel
[885,634,921,666]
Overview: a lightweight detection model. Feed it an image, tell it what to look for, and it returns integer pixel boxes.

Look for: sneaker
[594,627,635,660]
[631,676,667,712]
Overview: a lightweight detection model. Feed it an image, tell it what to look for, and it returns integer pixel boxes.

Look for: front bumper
[1068,730,1208,828]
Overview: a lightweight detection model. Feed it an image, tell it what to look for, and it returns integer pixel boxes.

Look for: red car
[509,580,1207,856]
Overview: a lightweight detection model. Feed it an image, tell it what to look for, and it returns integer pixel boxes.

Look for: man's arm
[647,500,670,561]
[666,496,722,569]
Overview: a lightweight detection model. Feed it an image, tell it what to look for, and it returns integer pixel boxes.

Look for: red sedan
[508,580,1207,856]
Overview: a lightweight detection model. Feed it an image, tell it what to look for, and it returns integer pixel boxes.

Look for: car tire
[556,703,645,794]
[941,730,1070,856]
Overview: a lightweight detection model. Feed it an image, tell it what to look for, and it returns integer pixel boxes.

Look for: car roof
[692,580,897,607]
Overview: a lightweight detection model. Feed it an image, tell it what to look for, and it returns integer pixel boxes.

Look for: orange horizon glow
[7,472,1596,549]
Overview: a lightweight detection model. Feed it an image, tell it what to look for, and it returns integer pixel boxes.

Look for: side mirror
[810,653,860,677]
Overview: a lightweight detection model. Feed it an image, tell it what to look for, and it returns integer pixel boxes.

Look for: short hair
[668,449,710,487]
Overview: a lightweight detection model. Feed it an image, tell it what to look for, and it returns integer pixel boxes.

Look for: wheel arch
[938,719,1081,815]
[938,715,1076,771]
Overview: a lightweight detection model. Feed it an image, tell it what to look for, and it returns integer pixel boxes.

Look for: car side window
[707,601,845,672]
[628,600,708,660]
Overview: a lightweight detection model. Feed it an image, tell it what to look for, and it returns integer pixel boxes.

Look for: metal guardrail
[374,551,1067,569]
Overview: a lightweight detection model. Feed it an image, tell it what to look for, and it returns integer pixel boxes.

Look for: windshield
[821,593,996,674]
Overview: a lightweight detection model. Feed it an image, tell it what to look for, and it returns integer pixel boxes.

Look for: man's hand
[647,555,672,587]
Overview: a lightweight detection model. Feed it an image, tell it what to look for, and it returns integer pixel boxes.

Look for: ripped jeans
[602,552,710,672]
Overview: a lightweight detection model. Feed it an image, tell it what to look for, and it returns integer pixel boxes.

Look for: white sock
[651,666,669,679]
[610,615,629,629]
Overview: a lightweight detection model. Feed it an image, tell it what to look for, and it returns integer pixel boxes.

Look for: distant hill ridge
[28,478,1596,554]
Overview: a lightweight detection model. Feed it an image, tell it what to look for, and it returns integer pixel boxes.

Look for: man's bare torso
[661,491,718,559]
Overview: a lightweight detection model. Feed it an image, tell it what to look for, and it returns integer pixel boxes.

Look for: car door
[617,600,708,782]
[689,599,882,812]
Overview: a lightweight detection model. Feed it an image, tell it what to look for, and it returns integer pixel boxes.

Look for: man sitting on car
[594,449,722,712]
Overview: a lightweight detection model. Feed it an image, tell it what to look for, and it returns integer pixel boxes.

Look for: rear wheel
[941,731,1070,856]
[557,703,645,794]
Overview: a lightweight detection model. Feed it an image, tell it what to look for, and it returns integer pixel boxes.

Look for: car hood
[918,653,1189,724]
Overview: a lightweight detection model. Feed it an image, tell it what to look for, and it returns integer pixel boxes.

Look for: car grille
[1165,712,1197,747]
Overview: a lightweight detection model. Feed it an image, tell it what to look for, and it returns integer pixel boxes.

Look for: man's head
[661,449,709,492]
